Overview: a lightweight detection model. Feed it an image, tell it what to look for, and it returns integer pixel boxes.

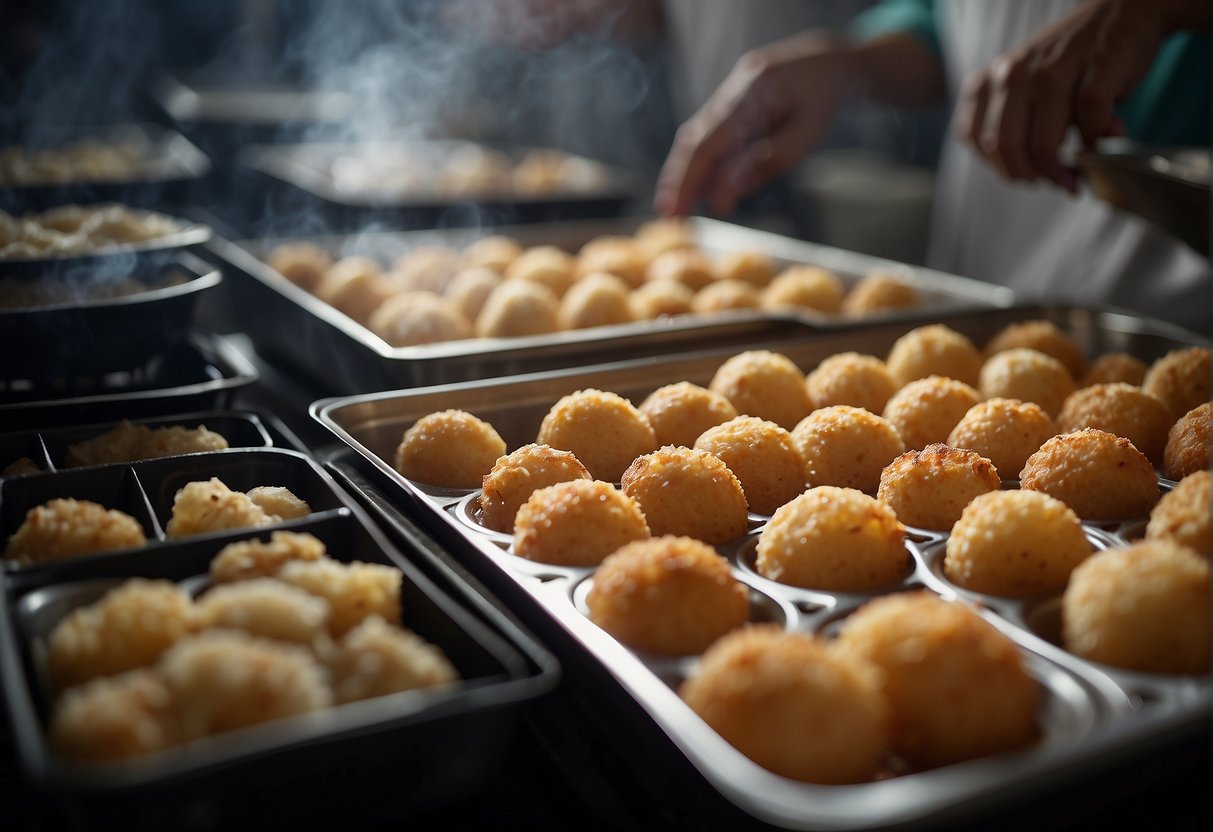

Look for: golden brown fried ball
[503,245,576,296]
[1078,352,1148,388]
[445,266,502,322]
[805,352,898,414]
[886,324,983,387]
[244,486,311,521]
[65,420,228,467]
[166,479,276,539]
[984,320,1086,378]
[316,256,394,325]
[680,626,887,784]
[946,398,1058,478]
[4,498,147,564]
[1057,383,1171,466]
[390,244,459,293]
[267,242,334,292]
[198,579,330,647]
[51,669,179,761]
[695,416,806,515]
[944,490,1091,596]
[761,265,844,314]
[513,479,650,567]
[639,381,738,449]
[621,447,749,543]
[841,271,919,315]
[478,443,592,533]
[1141,347,1211,424]
[979,348,1074,418]
[1164,403,1211,480]
[1063,540,1209,674]
[536,389,657,482]
[587,535,749,655]
[558,272,635,330]
[368,291,473,347]
[834,592,1037,768]
[645,248,717,291]
[460,234,523,273]
[1020,429,1159,520]
[882,376,982,451]
[756,486,907,591]
[475,279,561,338]
[328,616,458,704]
[393,409,506,488]
[1146,470,1211,557]
[709,350,811,431]
[691,279,761,314]
[792,405,906,495]
[715,250,775,287]
[629,278,695,319]
[877,444,1000,532]
[576,235,646,287]
[209,530,328,584]
[634,217,696,260]
[277,559,402,637]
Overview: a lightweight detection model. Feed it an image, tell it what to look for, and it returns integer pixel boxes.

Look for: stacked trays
[313,304,1211,830]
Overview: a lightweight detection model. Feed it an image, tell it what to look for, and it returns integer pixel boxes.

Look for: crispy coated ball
[946,398,1058,478]
[634,217,696,260]
[1063,541,1209,674]
[316,256,394,324]
[882,376,982,451]
[478,443,591,533]
[576,236,646,287]
[805,352,898,414]
[267,242,334,292]
[1142,347,1212,423]
[393,409,506,488]
[368,291,473,347]
[536,389,657,482]
[629,278,695,319]
[559,272,635,330]
[1146,470,1211,557]
[198,579,330,647]
[161,631,331,740]
[877,445,999,532]
[621,447,749,543]
[1164,403,1211,480]
[756,486,908,591]
[476,279,561,338]
[841,271,919,315]
[979,348,1074,418]
[639,381,738,449]
[328,616,458,704]
[65,420,228,467]
[1079,352,1148,388]
[715,250,775,287]
[277,559,402,637]
[944,490,1091,596]
[984,320,1086,378]
[513,479,650,566]
[4,498,147,564]
[51,669,179,761]
[245,486,311,521]
[692,279,761,313]
[503,245,575,296]
[1057,383,1171,466]
[210,530,328,584]
[445,266,502,322]
[460,234,523,273]
[165,479,276,539]
[695,417,806,515]
[761,265,844,314]
[47,579,196,690]
[834,592,1038,768]
[1020,429,1159,520]
[587,536,749,655]
[390,244,459,293]
[886,324,983,387]
[680,626,887,784]
[645,248,716,291]
[792,406,906,495]
[709,350,811,430]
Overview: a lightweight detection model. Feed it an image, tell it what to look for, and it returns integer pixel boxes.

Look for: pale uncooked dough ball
[445,266,502,322]
[576,235,646,287]
[476,279,561,338]
[692,279,761,314]
[714,250,775,287]
[460,234,523,273]
[316,256,394,325]
[369,291,473,347]
[645,248,717,291]
[558,272,635,330]
[629,278,695,319]
[390,244,459,293]
[503,245,575,296]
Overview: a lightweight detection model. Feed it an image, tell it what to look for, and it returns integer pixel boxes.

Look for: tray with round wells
[312,303,1210,830]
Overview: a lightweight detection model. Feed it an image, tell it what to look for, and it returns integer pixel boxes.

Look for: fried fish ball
[245,486,311,521]
[328,616,458,704]
[165,478,276,539]
[761,265,844,314]
[513,479,650,566]
[621,447,749,543]
[756,486,908,591]
[883,376,982,451]
[559,272,635,330]
[1062,540,1210,674]
[51,669,179,761]
[805,352,898,414]
[1143,347,1213,424]
[445,266,502,322]
[984,319,1086,378]
[946,398,1058,478]
[1078,352,1148,388]
[695,417,806,515]
[1146,470,1211,557]
[979,348,1074,418]
[503,245,575,296]
[841,271,918,315]
[47,579,196,690]
[639,381,738,449]
[277,559,402,637]
[4,498,147,564]
[692,279,761,314]
[198,578,329,647]
[709,350,812,431]
[634,217,696,259]
[680,626,887,784]
[644,248,716,291]
[576,236,646,287]
[587,536,749,655]
[209,530,328,584]
[886,324,983,387]
[536,389,657,482]
[460,234,523,273]
[266,244,335,292]
[715,250,775,287]
[792,406,906,495]
[1057,383,1171,466]
[478,444,592,533]
[629,278,695,319]
[390,244,459,293]
[394,409,506,488]
[65,420,229,468]
[1164,403,1211,481]
[1020,429,1159,520]
[834,592,1038,768]
[476,279,561,338]
[368,291,473,347]
[877,445,999,532]
[316,256,394,324]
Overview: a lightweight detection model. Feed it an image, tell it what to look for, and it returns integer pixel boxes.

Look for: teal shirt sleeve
[1118,32,1210,146]
[849,0,940,60]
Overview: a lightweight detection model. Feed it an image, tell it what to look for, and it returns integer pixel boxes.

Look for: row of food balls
[266,218,919,347]
[388,321,1210,784]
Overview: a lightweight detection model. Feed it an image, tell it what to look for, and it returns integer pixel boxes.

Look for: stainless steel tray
[312,304,1211,830]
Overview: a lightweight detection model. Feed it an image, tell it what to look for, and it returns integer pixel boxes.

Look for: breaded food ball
[328,616,458,704]
[316,256,394,324]
[267,242,334,292]
[756,486,907,591]
[629,278,694,319]
[587,536,749,655]
[984,320,1086,378]
[621,447,749,543]
[944,490,1090,595]
[210,530,328,584]
[1063,541,1209,674]
[1143,347,1212,424]
[503,245,575,296]
[47,579,196,690]
[645,248,716,291]
[198,579,329,647]
[709,350,811,430]
[65,420,228,467]
[478,444,591,533]
[393,409,506,488]
[51,670,179,761]
[460,234,523,273]
[639,381,738,449]
[1020,429,1159,519]
[883,376,982,451]
[834,592,1037,768]
[245,486,311,521]
[761,265,844,314]
[805,352,898,414]
[1079,352,1148,388]
[680,626,887,784]
[841,271,919,315]
[513,480,650,567]
[1057,383,1171,466]
[277,559,402,637]
[445,266,502,322]
[576,236,646,287]
[946,398,1057,478]
[886,324,982,387]
[715,250,775,287]
[4,498,147,564]
[695,417,806,515]
[1164,403,1211,481]
[979,348,1074,418]
[559,272,635,330]
[368,291,473,347]
[877,445,1000,532]
[536,389,657,482]
[1146,470,1210,556]
[390,244,459,293]
[691,279,762,315]
[476,279,561,338]
[165,478,276,539]
[792,406,906,495]
[161,631,331,740]
[634,217,696,259]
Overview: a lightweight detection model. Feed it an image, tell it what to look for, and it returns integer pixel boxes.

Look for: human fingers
[978,57,1035,181]
[1026,61,1082,192]
[708,116,820,215]
[1073,57,1124,146]
[953,68,991,149]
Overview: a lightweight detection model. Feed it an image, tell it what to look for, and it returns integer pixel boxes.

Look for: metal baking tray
[312,304,1211,830]
[0,447,557,830]
[151,73,355,129]
[212,217,1011,394]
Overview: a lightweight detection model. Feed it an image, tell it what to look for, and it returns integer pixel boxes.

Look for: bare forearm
[854,32,948,109]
